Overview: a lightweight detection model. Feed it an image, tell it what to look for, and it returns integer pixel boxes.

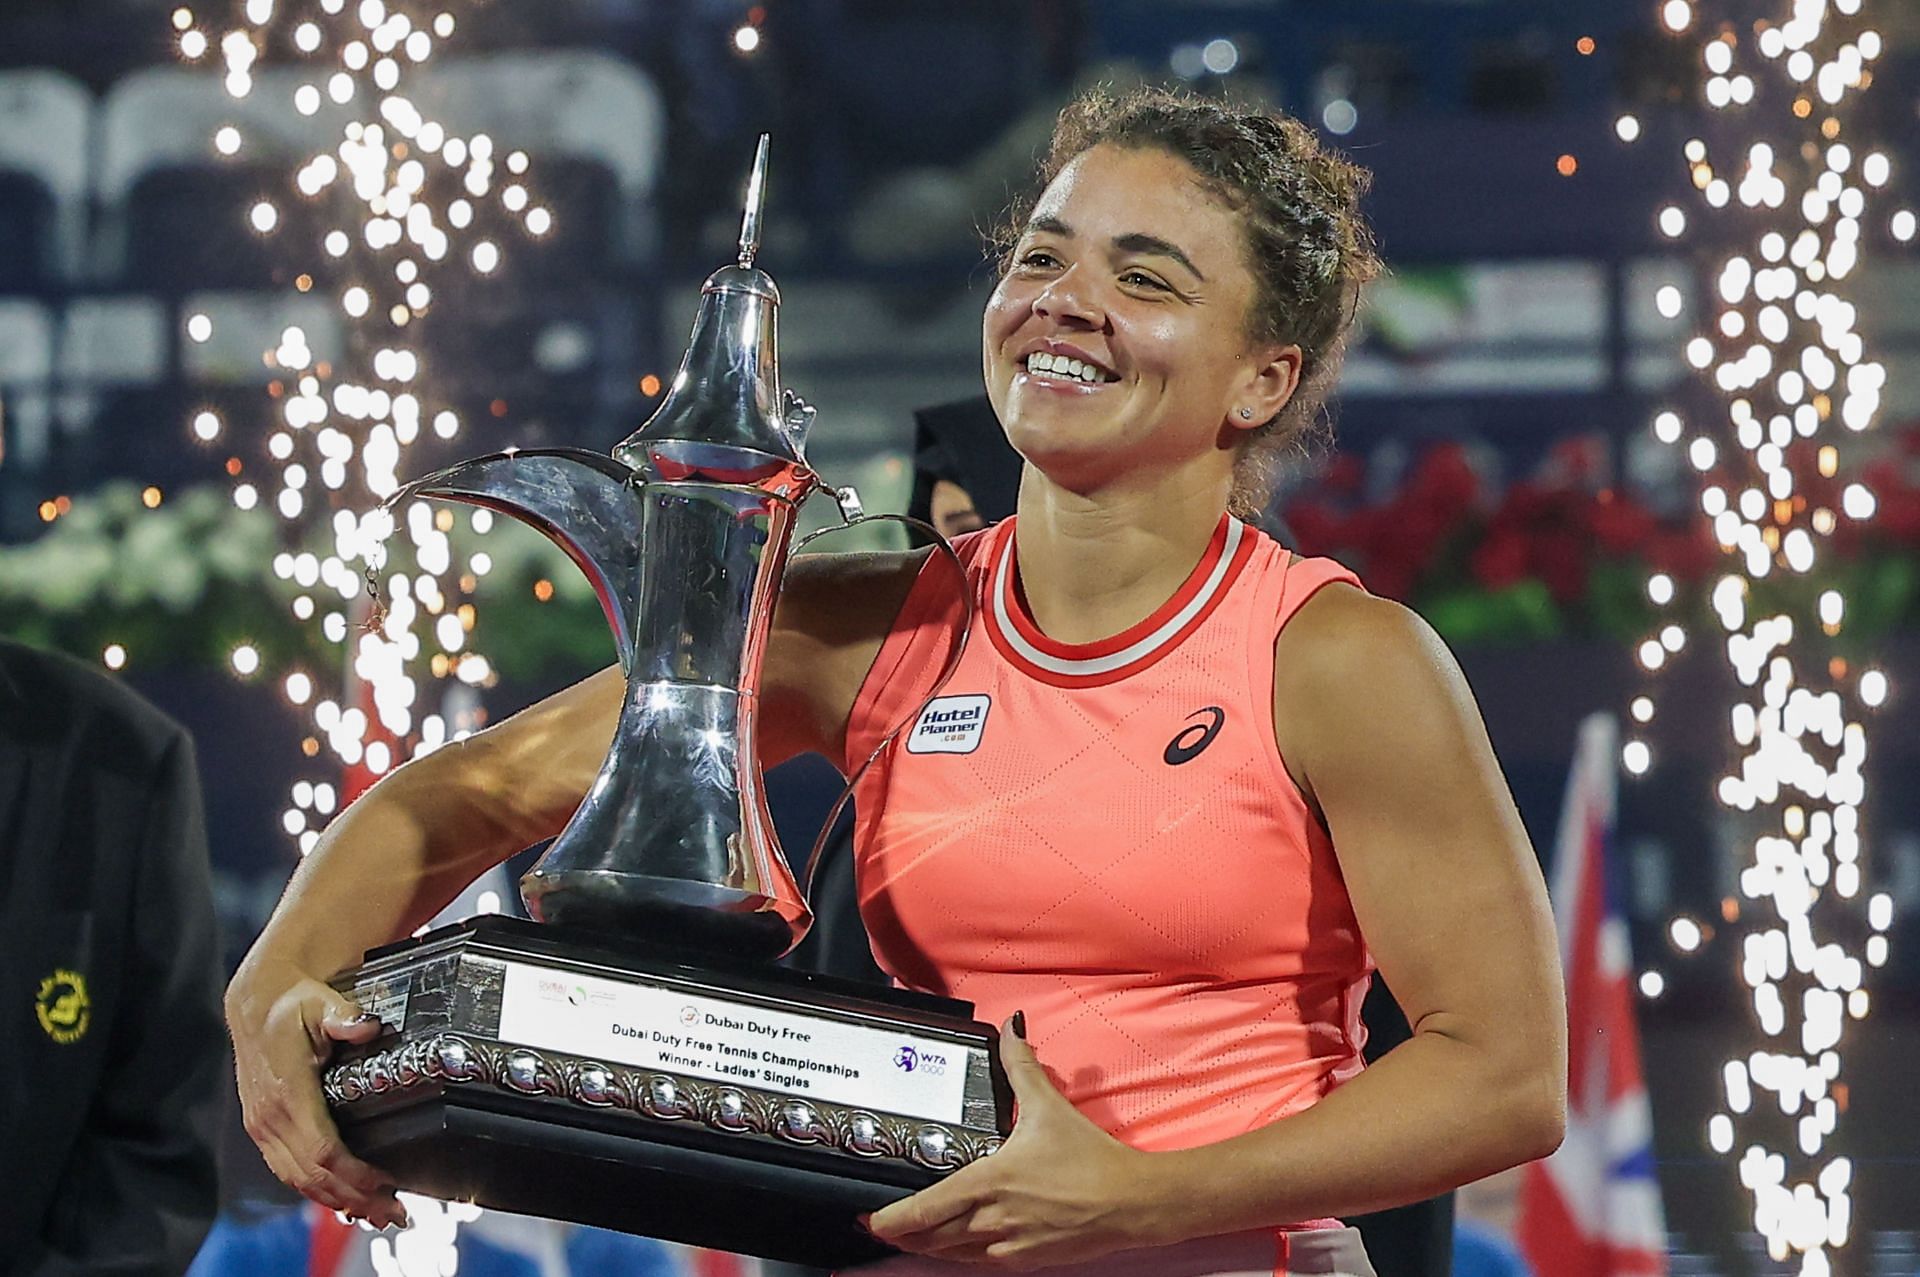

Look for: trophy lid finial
[738,134,769,269]
[614,135,812,485]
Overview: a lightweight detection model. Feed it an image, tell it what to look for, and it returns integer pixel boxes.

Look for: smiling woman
[224,86,1563,1277]
[841,89,1561,1276]
[986,89,1381,523]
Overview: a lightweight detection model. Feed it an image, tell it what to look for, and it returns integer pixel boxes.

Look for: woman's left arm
[869,586,1566,1267]
[1146,584,1568,1231]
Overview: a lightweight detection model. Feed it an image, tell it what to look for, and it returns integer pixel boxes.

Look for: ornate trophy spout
[395,136,817,960]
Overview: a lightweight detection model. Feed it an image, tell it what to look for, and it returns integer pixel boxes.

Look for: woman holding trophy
[227,88,1565,1275]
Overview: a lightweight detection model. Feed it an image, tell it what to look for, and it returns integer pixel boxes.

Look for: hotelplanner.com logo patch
[907,695,990,755]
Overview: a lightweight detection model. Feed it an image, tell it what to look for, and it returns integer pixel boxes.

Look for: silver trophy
[410,135,818,959]
[320,140,1007,1268]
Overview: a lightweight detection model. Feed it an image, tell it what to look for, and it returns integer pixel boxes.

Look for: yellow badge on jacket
[35,969,90,1044]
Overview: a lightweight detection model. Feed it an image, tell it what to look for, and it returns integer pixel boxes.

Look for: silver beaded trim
[323,1032,1002,1173]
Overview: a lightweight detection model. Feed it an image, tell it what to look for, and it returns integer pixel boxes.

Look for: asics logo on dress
[1163,707,1226,765]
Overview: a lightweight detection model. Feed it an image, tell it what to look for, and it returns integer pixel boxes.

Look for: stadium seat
[0,170,57,293]
[0,69,91,286]
[121,162,338,291]
[178,290,343,385]
[53,296,169,476]
[94,65,352,286]
[95,55,660,288]
[75,383,267,491]
[401,52,665,268]
[0,299,56,478]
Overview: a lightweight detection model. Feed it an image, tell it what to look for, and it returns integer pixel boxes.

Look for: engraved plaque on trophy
[321,140,1009,1268]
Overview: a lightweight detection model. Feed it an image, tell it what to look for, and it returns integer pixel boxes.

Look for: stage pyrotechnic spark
[179,0,550,799]
[178,0,554,1257]
[1628,1,1901,1270]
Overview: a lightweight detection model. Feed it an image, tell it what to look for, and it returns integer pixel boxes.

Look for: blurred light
[1201,38,1239,75]
[1671,916,1704,952]
[232,644,261,676]
[1662,0,1692,32]
[215,125,242,155]
[1639,970,1666,998]
[187,313,213,342]
[103,644,127,670]
[1868,893,1893,931]
[250,200,279,232]
[733,24,760,53]
[1616,114,1642,142]
[1322,99,1358,135]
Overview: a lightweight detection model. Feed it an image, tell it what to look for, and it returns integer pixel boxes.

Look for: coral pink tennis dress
[838,515,1380,1277]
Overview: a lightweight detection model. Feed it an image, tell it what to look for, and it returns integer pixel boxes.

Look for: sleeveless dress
[839,515,1378,1277]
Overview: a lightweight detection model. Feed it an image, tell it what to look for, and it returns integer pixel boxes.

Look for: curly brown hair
[992,86,1382,518]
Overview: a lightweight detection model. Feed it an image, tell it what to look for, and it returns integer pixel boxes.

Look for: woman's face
[982,144,1291,495]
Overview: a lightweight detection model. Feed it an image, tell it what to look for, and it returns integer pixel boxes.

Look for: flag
[1516,713,1668,1277]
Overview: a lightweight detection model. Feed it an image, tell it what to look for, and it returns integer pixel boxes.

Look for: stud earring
[1238,407,1254,420]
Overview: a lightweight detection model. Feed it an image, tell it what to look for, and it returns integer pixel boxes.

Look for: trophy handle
[791,510,976,901]
[392,448,644,672]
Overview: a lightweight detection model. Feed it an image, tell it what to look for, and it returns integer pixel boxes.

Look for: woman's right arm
[223,546,927,1227]
[224,661,629,1227]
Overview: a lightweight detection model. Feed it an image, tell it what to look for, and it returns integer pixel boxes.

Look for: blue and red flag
[1516,713,1668,1277]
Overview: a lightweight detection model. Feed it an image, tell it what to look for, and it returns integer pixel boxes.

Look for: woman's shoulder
[783,523,999,643]
[1271,579,1480,811]
[783,546,935,643]
[1274,579,1446,694]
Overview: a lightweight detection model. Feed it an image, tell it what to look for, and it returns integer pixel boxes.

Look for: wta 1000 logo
[892,1044,949,1076]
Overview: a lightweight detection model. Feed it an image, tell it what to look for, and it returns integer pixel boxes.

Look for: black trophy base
[343,1086,902,1267]
[326,916,1010,1269]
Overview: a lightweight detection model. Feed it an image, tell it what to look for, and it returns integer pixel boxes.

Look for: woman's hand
[225,960,410,1229]
[866,1018,1175,1269]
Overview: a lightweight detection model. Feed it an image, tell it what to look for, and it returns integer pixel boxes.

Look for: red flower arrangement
[1279,423,1920,646]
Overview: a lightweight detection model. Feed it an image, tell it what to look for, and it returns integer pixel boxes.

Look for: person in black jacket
[0,637,226,1275]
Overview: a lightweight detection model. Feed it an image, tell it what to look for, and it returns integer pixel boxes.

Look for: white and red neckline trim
[984,514,1255,688]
